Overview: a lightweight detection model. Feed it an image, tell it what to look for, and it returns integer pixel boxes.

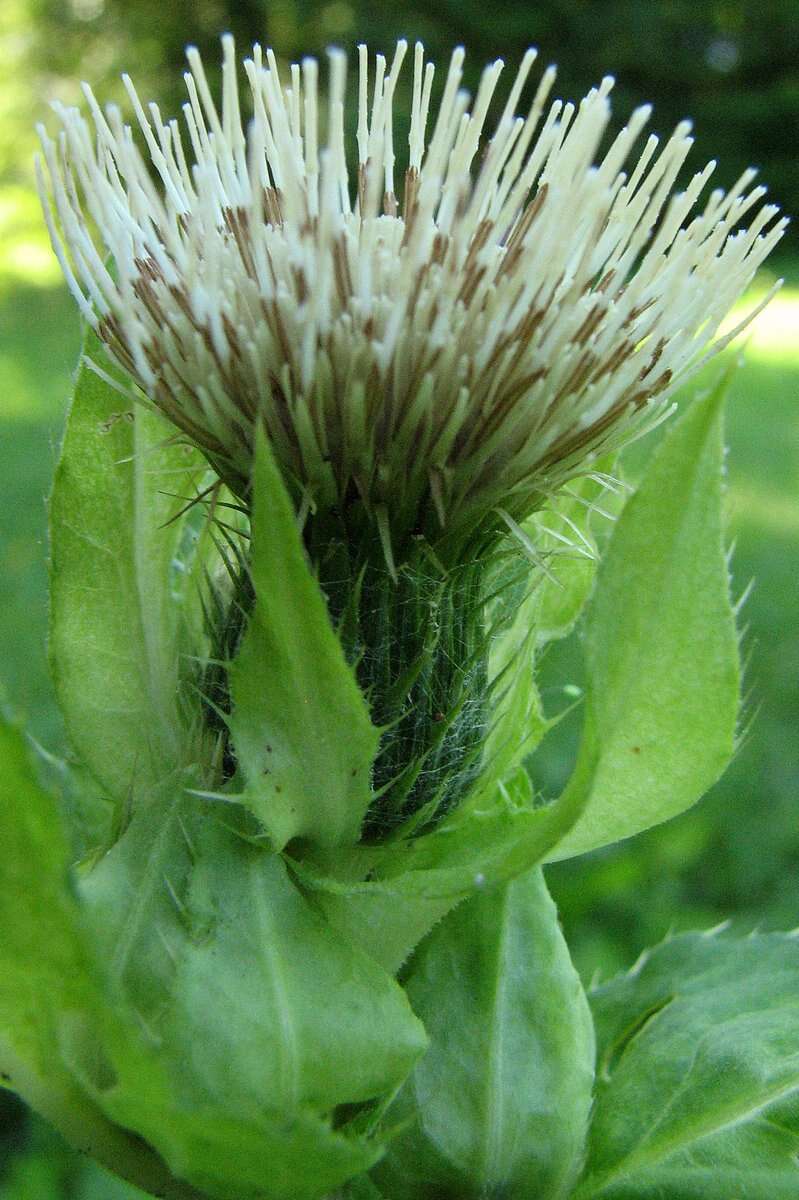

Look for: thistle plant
[1,34,797,1200]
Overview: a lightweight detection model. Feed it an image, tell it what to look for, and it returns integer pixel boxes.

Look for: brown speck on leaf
[99,411,134,434]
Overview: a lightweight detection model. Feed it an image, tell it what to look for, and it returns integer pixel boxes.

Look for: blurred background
[0,0,797,1194]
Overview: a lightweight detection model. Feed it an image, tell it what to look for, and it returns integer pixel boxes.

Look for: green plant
[1,37,796,1200]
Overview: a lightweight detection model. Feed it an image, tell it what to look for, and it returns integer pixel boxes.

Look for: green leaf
[163,824,428,1114]
[229,430,379,849]
[0,717,203,1200]
[548,378,740,861]
[373,866,595,1200]
[77,790,426,1119]
[49,332,204,810]
[575,931,799,1199]
[66,1028,382,1200]
[74,777,198,1036]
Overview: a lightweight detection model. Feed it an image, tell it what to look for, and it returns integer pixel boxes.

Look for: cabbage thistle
[0,34,792,1200]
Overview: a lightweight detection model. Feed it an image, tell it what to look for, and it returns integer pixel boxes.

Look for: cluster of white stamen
[37,36,786,555]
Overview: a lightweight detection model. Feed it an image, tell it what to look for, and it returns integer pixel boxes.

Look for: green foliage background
[0,0,796,1194]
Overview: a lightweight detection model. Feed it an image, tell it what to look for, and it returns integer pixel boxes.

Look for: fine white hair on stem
[37,37,786,559]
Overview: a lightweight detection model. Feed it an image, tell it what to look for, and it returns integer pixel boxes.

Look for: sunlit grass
[723,291,799,542]
[732,479,799,535]
[743,290,799,360]
[0,186,62,287]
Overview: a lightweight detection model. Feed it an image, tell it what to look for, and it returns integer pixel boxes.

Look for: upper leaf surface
[576,931,799,1199]
[229,431,379,848]
[63,998,382,1200]
[66,1020,382,1200]
[548,379,739,861]
[373,866,595,1200]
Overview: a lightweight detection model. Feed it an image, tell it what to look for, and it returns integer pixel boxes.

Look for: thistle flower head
[38,36,785,565]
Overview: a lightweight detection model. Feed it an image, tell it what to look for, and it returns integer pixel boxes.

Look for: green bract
[229,429,380,850]
[48,341,204,816]
[549,378,741,861]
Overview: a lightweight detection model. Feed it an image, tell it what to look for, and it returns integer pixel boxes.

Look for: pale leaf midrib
[132,413,179,766]
[478,888,511,1186]
[249,859,300,1108]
